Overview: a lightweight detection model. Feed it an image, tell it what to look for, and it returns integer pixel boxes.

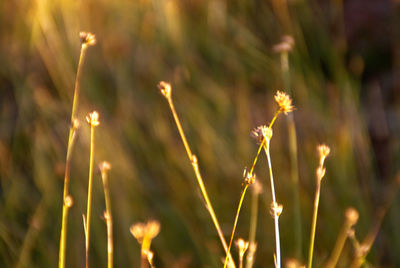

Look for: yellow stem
[223,184,250,268]
[85,125,96,268]
[58,45,88,268]
[166,97,235,267]
[307,180,321,268]
[101,170,113,268]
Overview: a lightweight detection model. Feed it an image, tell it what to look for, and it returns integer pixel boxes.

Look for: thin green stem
[307,181,321,268]
[101,169,113,268]
[223,184,250,268]
[58,45,88,268]
[263,140,281,268]
[166,97,235,267]
[85,125,96,268]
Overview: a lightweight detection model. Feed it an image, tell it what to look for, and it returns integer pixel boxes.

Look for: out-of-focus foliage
[0,0,399,267]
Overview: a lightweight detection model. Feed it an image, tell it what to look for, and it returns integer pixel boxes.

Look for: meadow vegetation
[0,0,399,267]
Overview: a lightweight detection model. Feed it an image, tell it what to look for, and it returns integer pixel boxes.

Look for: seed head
[235,238,249,259]
[317,144,330,166]
[130,222,146,243]
[80,32,96,47]
[345,207,359,226]
[251,125,272,144]
[86,111,100,127]
[245,172,256,185]
[158,81,172,99]
[99,161,112,174]
[65,195,74,208]
[130,220,161,244]
[274,91,294,114]
[146,220,161,240]
[270,202,283,218]
[273,35,295,53]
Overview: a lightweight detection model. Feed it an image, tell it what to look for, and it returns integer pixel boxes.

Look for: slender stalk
[239,257,243,268]
[140,243,149,268]
[307,145,330,268]
[100,162,113,268]
[58,39,91,268]
[325,219,348,268]
[263,139,281,268]
[86,125,95,268]
[85,111,99,268]
[223,184,250,268]
[223,110,281,268]
[307,181,321,268]
[162,89,235,267]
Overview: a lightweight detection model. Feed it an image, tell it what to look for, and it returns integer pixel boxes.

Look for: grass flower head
[86,111,100,127]
[158,81,172,99]
[80,32,97,47]
[274,91,294,114]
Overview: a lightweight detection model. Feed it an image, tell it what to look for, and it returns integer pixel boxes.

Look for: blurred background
[1,0,400,267]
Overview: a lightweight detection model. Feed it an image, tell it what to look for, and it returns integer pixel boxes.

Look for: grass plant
[130,220,161,268]
[158,81,235,267]
[100,161,114,268]
[84,111,100,268]
[326,207,359,268]
[307,144,330,268]
[58,32,96,268]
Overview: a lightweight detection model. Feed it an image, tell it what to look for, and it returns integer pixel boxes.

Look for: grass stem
[100,162,113,268]
[307,145,330,268]
[85,111,99,268]
[162,89,235,267]
[263,139,281,268]
[58,40,89,268]
[307,181,321,268]
[223,184,250,268]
